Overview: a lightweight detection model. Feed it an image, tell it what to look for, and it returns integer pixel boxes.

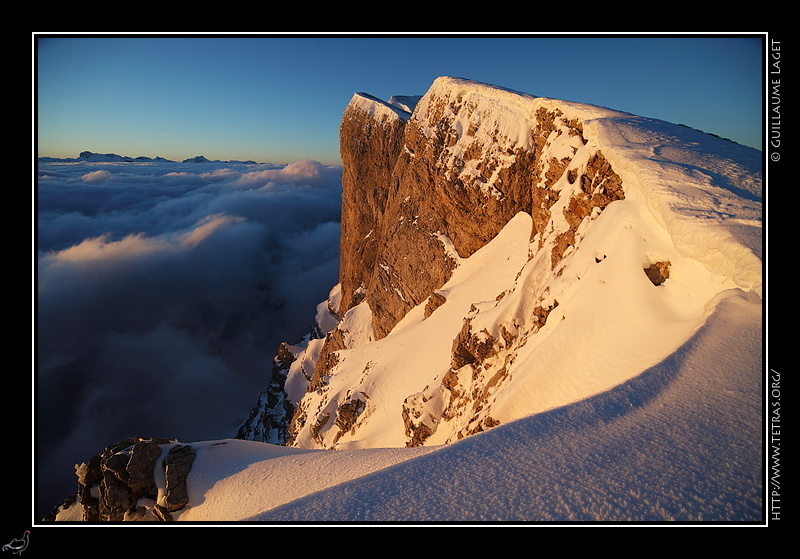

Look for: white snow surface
[55,77,763,523]
[350,92,414,122]
[56,290,761,522]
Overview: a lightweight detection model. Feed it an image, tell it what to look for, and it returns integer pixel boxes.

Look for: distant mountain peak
[38,151,257,164]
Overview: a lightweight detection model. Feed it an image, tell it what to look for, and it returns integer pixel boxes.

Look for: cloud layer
[36,158,342,517]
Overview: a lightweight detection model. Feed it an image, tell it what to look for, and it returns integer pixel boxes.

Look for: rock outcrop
[46,437,195,522]
[236,342,299,444]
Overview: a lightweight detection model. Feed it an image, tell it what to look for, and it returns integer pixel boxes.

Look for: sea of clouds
[35,157,343,517]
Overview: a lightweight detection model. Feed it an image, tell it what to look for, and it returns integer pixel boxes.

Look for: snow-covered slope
[53,289,761,522]
[276,77,762,452]
[52,76,763,523]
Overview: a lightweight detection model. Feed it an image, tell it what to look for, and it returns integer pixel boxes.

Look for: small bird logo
[2,531,29,555]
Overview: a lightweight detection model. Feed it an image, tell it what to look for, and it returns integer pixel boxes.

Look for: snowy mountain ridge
[249,76,762,451]
[50,76,763,523]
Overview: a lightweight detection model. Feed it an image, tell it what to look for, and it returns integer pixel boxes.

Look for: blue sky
[35,34,765,165]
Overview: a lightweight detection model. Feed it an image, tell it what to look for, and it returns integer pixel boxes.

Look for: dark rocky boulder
[44,436,198,522]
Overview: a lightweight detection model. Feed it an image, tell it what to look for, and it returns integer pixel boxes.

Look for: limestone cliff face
[338,79,623,341]
[283,77,627,448]
[338,93,413,319]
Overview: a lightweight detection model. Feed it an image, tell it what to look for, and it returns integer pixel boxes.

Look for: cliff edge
[240,76,762,451]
